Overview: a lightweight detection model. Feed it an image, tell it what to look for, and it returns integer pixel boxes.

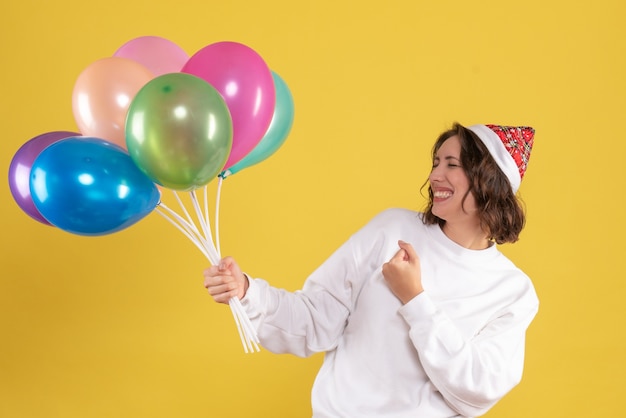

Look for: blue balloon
[30,137,160,236]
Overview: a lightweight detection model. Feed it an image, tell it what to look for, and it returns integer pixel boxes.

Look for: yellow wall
[2,0,624,416]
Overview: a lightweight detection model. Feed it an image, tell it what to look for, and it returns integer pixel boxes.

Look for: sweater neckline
[427,222,500,263]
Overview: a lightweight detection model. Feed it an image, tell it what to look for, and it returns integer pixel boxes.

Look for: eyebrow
[434,155,461,162]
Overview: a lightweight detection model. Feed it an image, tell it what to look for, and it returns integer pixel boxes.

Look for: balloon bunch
[8,36,295,353]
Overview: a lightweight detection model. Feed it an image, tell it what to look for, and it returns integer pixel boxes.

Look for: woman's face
[428,135,478,222]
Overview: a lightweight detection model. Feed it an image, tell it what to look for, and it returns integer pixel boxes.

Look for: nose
[429,165,443,182]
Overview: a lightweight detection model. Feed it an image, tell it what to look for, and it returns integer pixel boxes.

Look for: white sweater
[241,208,539,417]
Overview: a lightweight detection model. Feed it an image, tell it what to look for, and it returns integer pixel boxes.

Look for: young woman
[204,122,538,417]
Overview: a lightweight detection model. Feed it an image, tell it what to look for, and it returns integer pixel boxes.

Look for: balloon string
[189,190,217,258]
[155,205,216,264]
[215,177,223,257]
[156,203,204,251]
[203,186,210,249]
[156,189,259,353]
[157,200,219,264]
[229,300,251,353]
[231,298,260,351]
[211,178,260,352]
[172,191,198,235]
[211,179,259,352]
[170,190,214,256]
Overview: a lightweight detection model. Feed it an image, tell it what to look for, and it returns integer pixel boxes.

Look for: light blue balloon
[221,71,294,177]
[30,137,160,236]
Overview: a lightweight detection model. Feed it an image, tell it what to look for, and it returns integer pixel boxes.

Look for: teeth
[434,191,452,198]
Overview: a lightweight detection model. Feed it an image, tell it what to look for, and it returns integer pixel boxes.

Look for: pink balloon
[72,57,153,149]
[182,41,275,170]
[114,36,189,76]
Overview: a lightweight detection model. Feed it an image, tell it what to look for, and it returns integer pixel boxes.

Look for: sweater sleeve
[239,212,391,358]
[399,290,539,417]
[240,235,364,357]
[240,277,350,357]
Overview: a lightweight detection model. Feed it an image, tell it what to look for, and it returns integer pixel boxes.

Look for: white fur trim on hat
[467,124,521,193]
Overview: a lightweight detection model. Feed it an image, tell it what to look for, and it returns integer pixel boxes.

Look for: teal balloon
[29,137,160,236]
[126,72,233,190]
[222,71,294,177]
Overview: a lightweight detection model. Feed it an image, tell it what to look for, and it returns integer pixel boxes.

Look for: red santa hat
[467,124,535,193]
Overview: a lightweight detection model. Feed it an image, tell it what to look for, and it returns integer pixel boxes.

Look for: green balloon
[126,73,233,190]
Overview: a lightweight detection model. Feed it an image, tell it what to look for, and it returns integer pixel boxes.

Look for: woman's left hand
[382,240,424,304]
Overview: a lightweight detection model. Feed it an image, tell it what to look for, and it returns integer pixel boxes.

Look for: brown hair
[421,123,526,244]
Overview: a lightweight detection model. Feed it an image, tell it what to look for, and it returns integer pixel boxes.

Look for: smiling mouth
[433,191,452,199]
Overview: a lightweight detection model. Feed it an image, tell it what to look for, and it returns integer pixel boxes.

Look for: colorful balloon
[8,131,80,225]
[30,137,160,236]
[223,71,294,177]
[72,57,153,149]
[114,36,189,76]
[125,73,233,190]
[182,41,275,171]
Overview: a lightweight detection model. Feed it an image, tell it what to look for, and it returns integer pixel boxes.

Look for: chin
[431,208,447,222]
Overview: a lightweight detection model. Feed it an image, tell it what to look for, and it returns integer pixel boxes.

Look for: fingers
[382,240,424,304]
[206,278,239,303]
[218,256,235,271]
[203,261,237,304]
[397,240,418,262]
[389,247,408,263]
[387,240,416,264]
[203,265,229,284]
[203,256,248,304]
